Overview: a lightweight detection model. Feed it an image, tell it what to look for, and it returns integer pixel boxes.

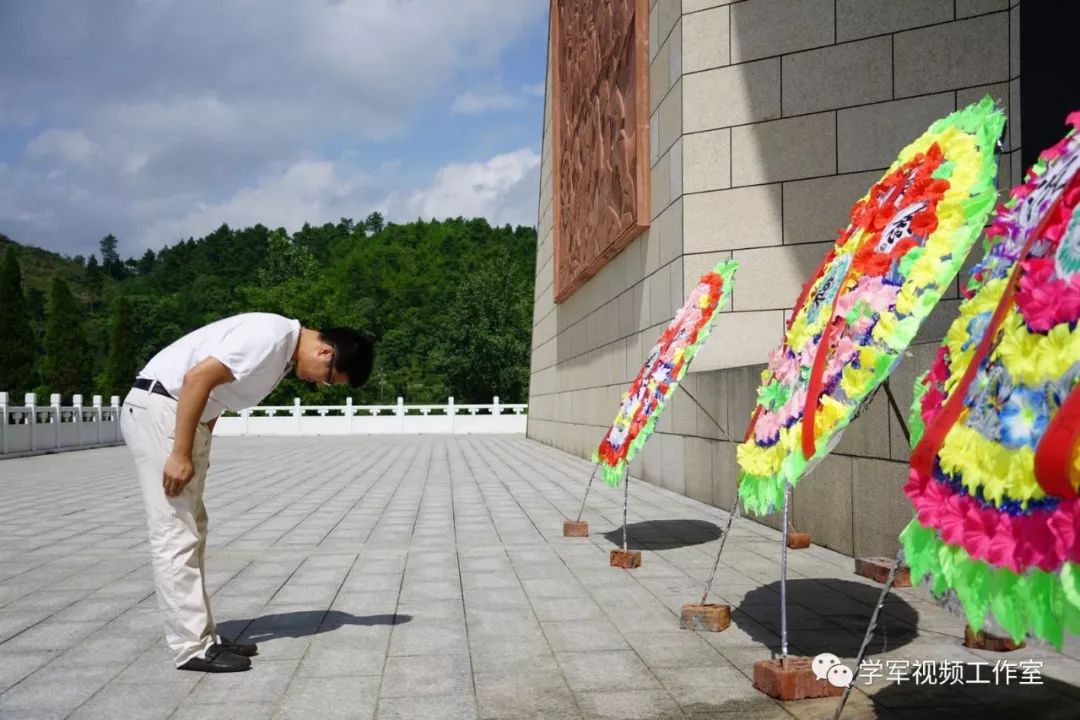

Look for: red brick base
[609,549,642,569]
[753,657,844,701]
[786,532,812,549]
[964,625,1025,652]
[562,520,588,537]
[854,557,912,587]
[680,603,731,632]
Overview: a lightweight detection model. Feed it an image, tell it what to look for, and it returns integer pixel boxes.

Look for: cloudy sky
[0,0,548,258]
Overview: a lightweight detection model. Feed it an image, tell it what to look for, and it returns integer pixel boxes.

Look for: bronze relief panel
[551,0,650,303]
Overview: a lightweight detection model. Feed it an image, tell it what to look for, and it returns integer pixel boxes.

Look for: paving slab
[0,435,1077,718]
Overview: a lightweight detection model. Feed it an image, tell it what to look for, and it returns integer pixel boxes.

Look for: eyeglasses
[321,347,336,387]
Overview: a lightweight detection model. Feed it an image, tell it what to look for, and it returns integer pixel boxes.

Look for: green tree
[257,229,317,286]
[26,287,46,323]
[100,233,124,279]
[137,249,156,275]
[364,211,385,234]
[84,254,104,309]
[432,253,532,402]
[100,296,138,398]
[42,277,93,397]
[0,246,37,395]
[99,233,118,261]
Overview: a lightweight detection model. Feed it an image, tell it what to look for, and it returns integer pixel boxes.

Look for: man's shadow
[218,610,412,643]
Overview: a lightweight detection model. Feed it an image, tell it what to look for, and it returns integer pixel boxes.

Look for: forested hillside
[0,215,536,405]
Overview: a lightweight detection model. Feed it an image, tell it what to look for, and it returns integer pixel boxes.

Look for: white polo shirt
[139,313,301,421]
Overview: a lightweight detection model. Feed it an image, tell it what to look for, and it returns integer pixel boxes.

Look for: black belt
[133,378,174,400]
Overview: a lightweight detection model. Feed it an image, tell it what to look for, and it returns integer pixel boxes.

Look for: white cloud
[0,0,548,255]
[25,129,99,163]
[401,148,540,226]
[97,95,239,134]
[451,82,546,115]
[451,89,521,115]
[135,147,541,250]
[13,209,56,229]
[140,160,375,247]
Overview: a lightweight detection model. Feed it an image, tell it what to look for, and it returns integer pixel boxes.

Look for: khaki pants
[120,387,216,666]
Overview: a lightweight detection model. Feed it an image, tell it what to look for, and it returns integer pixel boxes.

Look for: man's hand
[163,452,195,497]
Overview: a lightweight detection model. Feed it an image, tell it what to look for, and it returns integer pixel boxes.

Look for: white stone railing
[0,393,528,459]
[213,396,527,436]
[1,392,123,459]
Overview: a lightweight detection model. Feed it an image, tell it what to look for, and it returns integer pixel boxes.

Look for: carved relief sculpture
[551,0,650,302]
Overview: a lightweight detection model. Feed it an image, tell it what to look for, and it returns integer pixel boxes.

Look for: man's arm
[162,357,234,497]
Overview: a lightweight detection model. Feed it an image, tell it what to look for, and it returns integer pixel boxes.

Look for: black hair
[319,327,375,388]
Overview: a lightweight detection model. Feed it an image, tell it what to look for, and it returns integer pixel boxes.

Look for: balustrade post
[26,393,37,451]
[0,392,7,455]
[294,398,302,434]
[73,394,83,445]
[110,396,120,442]
[448,396,455,434]
[397,397,405,432]
[50,394,61,448]
[93,395,103,444]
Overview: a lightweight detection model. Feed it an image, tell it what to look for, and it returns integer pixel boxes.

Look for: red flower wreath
[847,144,950,276]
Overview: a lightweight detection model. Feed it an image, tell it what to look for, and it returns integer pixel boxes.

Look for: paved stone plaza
[1,436,1078,719]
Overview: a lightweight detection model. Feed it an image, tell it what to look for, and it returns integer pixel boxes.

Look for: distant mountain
[0,233,99,302]
[0,216,537,404]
